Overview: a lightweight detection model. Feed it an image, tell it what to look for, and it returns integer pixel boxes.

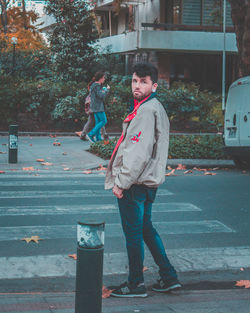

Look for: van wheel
[233,157,250,169]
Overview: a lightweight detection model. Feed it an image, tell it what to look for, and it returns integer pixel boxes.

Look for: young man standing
[105,63,181,298]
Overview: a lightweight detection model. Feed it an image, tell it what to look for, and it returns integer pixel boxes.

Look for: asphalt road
[0,167,249,293]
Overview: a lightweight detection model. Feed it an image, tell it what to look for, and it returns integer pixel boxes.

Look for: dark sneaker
[152,278,182,293]
[80,135,87,141]
[110,282,147,298]
[86,134,95,143]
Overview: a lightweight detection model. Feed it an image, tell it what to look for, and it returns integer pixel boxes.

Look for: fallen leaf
[64,168,70,171]
[211,167,219,171]
[62,152,67,155]
[235,280,250,288]
[53,142,61,146]
[0,151,6,154]
[49,134,57,138]
[97,164,107,171]
[41,162,53,166]
[193,167,207,172]
[68,254,77,260]
[143,266,148,272]
[0,171,5,174]
[240,268,245,271]
[10,169,18,171]
[104,140,110,145]
[165,169,176,176]
[75,131,82,137]
[184,170,193,174]
[167,166,172,170]
[102,285,114,299]
[83,170,92,174]
[176,164,186,170]
[21,236,41,243]
[29,144,32,146]
[204,172,216,176]
[36,159,45,162]
[22,167,35,171]
[2,143,7,146]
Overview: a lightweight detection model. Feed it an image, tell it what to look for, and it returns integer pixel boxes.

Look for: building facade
[95,0,238,91]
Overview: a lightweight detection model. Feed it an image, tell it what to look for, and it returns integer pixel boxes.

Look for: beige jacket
[105,97,169,190]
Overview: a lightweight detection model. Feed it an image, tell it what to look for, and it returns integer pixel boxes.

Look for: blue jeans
[118,184,177,286]
[88,112,107,141]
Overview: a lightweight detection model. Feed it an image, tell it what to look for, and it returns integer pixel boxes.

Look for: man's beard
[133,91,149,101]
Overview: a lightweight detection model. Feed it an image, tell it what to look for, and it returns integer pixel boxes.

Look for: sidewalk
[0,135,234,171]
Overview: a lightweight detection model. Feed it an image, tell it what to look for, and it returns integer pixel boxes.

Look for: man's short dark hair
[132,63,158,83]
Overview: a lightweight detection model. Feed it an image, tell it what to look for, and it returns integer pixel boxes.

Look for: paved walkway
[0,135,234,172]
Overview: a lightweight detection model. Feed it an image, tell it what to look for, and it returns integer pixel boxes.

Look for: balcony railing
[141,23,234,33]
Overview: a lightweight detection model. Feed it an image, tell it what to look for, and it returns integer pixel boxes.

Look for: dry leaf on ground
[49,134,57,138]
[41,162,53,166]
[0,151,6,154]
[83,170,92,174]
[193,167,207,172]
[53,142,61,146]
[22,167,35,171]
[102,285,114,299]
[22,236,41,243]
[184,170,193,174]
[204,172,217,176]
[36,159,45,162]
[176,164,186,170]
[165,169,176,176]
[64,168,70,171]
[2,143,7,146]
[68,254,77,260]
[29,144,32,146]
[62,152,67,155]
[0,171,5,174]
[235,280,250,288]
[97,164,107,171]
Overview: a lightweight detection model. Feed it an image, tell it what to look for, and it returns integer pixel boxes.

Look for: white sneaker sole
[152,283,182,292]
[110,292,148,298]
[86,135,95,143]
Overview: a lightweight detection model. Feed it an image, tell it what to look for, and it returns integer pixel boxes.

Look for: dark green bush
[90,135,227,160]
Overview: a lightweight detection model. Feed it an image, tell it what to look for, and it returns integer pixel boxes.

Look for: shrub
[90,134,227,160]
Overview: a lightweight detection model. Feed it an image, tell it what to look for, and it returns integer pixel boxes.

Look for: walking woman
[86,72,110,143]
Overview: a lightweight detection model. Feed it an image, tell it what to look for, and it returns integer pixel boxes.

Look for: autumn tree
[0,6,46,51]
[228,0,250,77]
[46,0,99,81]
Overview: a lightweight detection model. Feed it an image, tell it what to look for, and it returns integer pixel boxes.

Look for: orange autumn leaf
[68,254,77,260]
[83,170,92,174]
[235,280,250,288]
[53,142,61,146]
[204,172,217,176]
[22,167,35,171]
[21,236,41,244]
[64,168,70,171]
[165,169,176,176]
[104,140,110,145]
[184,170,193,174]
[102,285,114,298]
[97,165,107,171]
[36,159,45,162]
[193,167,207,172]
[176,164,186,170]
[0,171,5,174]
[29,144,32,146]
[41,162,53,166]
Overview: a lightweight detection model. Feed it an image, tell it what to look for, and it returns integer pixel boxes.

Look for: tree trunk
[22,0,28,30]
[0,0,9,34]
[229,0,250,77]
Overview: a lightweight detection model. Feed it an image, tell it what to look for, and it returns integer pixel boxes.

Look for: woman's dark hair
[88,71,105,90]
[132,63,158,83]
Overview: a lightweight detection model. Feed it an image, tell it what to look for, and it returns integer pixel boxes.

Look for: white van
[224,76,250,168]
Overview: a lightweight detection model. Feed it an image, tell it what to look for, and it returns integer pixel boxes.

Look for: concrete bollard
[8,125,18,163]
[75,221,105,313]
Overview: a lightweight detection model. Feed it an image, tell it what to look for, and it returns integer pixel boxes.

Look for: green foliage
[90,135,227,160]
[46,0,99,82]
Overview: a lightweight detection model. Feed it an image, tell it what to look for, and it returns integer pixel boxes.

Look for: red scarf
[110,95,151,161]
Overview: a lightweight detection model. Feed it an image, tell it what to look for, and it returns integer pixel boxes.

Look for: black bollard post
[8,125,18,163]
[75,221,105,313]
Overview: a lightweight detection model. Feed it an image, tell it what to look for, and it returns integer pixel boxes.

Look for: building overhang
[97,30,238,54]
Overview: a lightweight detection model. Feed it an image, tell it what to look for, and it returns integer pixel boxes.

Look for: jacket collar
[126,93,156,123]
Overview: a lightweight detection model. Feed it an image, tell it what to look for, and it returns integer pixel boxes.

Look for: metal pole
[222,0,226,112]
[75,221,104,313]
[12,43,16,76]
[8,125,18,163]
